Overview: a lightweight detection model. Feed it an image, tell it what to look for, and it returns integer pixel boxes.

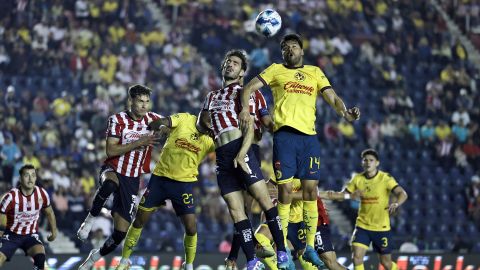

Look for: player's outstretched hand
[47,229,57,242]
[388,202,400,215]
[345,107,360,122]
[351,189,364,200]
[233,154,252,174]
[137,134,162,147]
[238,109,251,131]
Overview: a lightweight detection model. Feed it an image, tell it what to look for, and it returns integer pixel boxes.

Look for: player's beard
[284,52,301,67]
[223,70,240,82]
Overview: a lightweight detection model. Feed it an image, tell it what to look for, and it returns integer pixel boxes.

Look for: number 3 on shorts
[381,237,388,247]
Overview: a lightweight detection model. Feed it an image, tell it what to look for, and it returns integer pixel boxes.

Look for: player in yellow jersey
[238,33,360,267]
[323,149,408,270]
[116,113,215,270]
[255,178,362,270]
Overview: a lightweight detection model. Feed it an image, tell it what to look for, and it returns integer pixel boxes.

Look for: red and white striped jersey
[0,186,50,235]
[104,111,162,177]
[202,83,256,138]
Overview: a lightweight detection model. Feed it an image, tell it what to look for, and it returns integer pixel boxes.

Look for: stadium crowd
[0,0,479,253]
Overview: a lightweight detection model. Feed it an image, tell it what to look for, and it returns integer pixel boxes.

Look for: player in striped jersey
[200,50,291,270]
[0,164,57,270]
[225,89,274,270]
[78,85,163,270]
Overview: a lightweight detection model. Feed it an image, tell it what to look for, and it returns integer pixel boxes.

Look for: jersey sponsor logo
[209,100,236,111]
[284,81,315,96]
[16,212,39,223]
[361,196,379,204]
[175,138,201,153]
[123,131,149,143]
[294,72,306,81]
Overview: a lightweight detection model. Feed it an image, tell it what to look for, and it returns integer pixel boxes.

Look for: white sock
[185,264,193,270]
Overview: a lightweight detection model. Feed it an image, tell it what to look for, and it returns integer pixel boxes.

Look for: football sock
[121,225,143,259]
[234,219,256,261]
[264,207,286,252]
[184,233,197,264]
[228,229,241,260]
[90,179,117,216]
[277,202,291,245]
[303,200,318,247]
[354,264,365,270]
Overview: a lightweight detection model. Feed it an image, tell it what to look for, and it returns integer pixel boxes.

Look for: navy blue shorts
[273,127,321,182]
[314,224,334,254]
[251,144,261,162]
[351,226,392,254]
[139,175,196,216]
[0,231,43,260]
[215,138,264,196]
[287,221,306,253]
[100,165,140,223]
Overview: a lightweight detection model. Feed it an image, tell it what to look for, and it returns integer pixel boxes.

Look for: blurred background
[0,0,479,258]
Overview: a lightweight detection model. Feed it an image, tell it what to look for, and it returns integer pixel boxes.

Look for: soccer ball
[255,9,282,37]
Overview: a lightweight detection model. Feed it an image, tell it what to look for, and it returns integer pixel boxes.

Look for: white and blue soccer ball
[255,9,282,37]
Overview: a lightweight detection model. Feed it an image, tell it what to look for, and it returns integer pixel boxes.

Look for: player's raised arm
[321,88,360,122]
[318,189,363,201]
[239,77,264,129]
[42,206,57,241]
[388,186,408,214]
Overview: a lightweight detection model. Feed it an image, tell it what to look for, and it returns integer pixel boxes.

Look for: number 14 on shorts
[309,157,320,170]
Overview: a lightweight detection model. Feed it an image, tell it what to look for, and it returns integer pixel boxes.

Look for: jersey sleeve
[0,193,13,214]
[254,90,269,117]
[316,67,332,94]
[40,187,51,208]
[202,92,213,111]
[106,115,122,138]
[386,174,399,192]
[169,113,189,128]
[345,175,358,193]
[257,63,277,86]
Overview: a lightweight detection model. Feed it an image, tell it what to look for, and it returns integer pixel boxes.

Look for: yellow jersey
[289,179,303,223]
[345,171,399,231]
[153,113,215,182]
[258,63,332,135]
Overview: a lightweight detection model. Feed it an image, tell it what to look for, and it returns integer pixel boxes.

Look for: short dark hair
[280,34,303,49]
[222,49,248,72]
[19,164,36,176]
[128,84,152,99]
[361,149,379,160]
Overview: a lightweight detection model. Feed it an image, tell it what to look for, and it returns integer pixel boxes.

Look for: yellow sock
[122,225,143,259]
[303,200,318,247]
[277,202,291,245]
[299,255,317,270]
[354,264,365,270]
[184,233,197,264]
[261,256,278,270]
[392,262,398,270]
[255,228,273,248]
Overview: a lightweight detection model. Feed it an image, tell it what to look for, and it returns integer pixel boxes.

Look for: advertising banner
[5,252,480,270]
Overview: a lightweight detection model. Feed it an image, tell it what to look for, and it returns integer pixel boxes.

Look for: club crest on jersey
[294,72,306,81]
[191,133,199,141]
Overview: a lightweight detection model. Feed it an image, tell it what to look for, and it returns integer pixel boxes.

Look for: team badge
[294,72,306,81]
[191,133,199,141]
